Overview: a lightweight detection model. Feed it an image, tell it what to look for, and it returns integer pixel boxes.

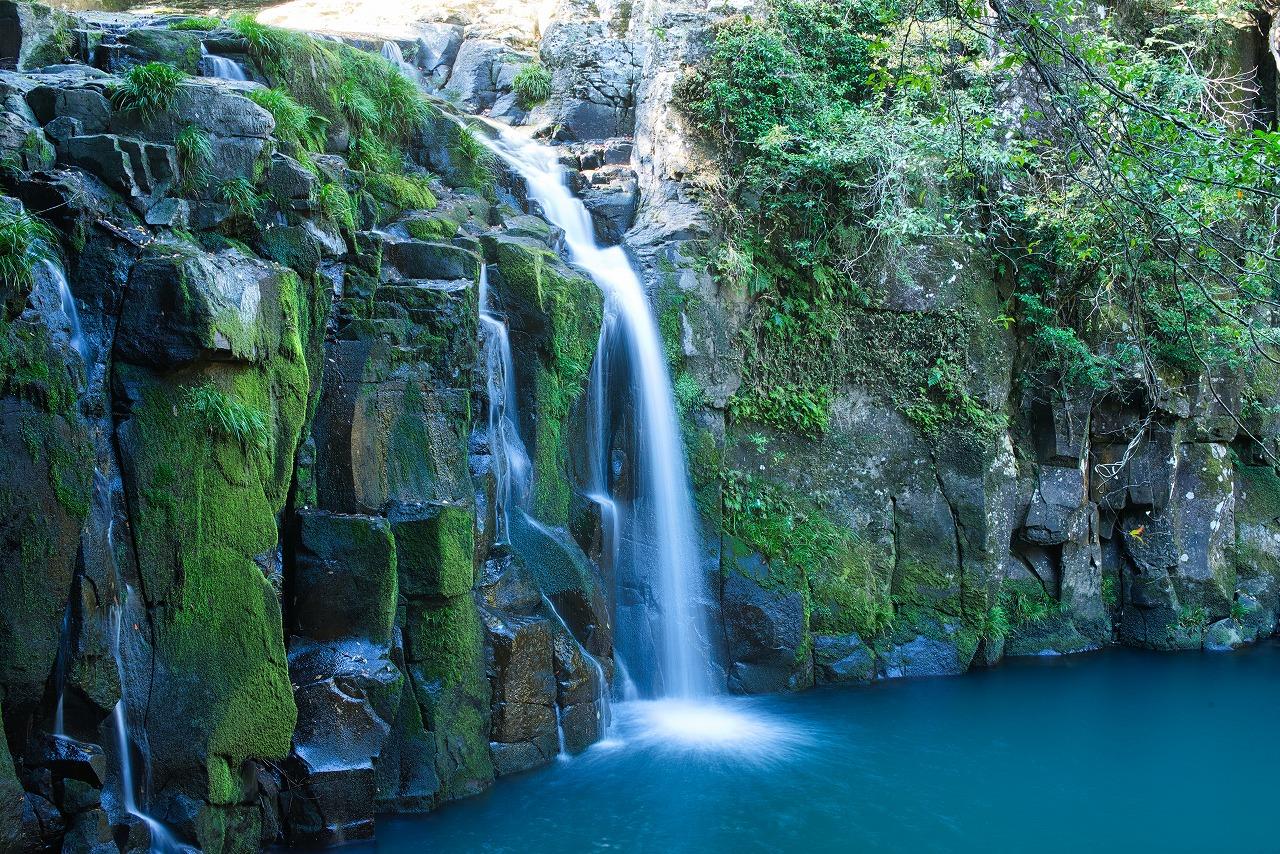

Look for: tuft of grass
[229,13,316,75]
[247,87,328,154]
[112,62,187,121]
[0,208,56,294]
[184,382,271,452]
[176,125,213,192]
[512,63,552,109]
[452,124,496,192]
[168,16,222,31]
[218,177,266,221]
[316,182,358,232]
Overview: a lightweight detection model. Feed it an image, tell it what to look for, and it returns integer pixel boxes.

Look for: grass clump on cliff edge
[229,16,441,223]
[513,63,553,109]
[0,208,55,296]
[185,382,271,453]
[247,88,328,157]
[175,125,212,191]
[168,15,222,30]
[111,61,187,121]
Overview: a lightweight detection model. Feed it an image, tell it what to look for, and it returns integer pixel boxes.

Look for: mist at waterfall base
[367,644,1280,852]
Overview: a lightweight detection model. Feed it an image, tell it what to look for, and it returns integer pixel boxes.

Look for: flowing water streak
[475,123,711,698]
[111,605,179,852]
[199,45,247,81]
[45,260,87,363]
[479,265,532,544]
[541,592,612,733]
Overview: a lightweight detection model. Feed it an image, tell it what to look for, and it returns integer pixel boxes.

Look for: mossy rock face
[2,1,78,69]
[720,535,812,693]
[116,246,290,369]
[0,310,92,719]
[291,510,398,645]
[0,701,24,851]
[1115,441,1235,649]
[312,338,474,514]
[119,27,204,72]
[481,232,601,527]
[404,594,494,802]
[391,502,474,599]
[112,254,316,808]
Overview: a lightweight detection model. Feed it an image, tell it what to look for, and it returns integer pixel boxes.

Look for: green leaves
[111,62,187,121]
[0,208,55,295]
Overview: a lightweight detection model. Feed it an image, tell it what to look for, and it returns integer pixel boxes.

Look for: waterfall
[473,124,713,700]
[479,265,532,545]
[199,45,246,81]
[380,41,420,81]
[111,600,180,852]
[44,260,87,363]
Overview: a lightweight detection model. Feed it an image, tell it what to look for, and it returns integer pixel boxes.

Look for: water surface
[374,644,1280,853]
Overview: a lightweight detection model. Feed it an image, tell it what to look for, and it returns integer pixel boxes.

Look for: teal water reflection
[374,644,1280,853]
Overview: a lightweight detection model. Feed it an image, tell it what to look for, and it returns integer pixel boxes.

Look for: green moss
[117,264,315,791]
[723,470,894,640]
[406,595,493,798]
[406,217,459,242]
[393,505,475,598]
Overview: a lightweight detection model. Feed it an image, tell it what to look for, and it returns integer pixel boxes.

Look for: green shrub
[176,125,213,192]
[512,63,552,109]
[0,208,56,295]
[168,16,222,30]
[218,177,266,221]
[316,182,358,232]
[247,87,328,154]
[184,383,271,452]
[112,62,187,121]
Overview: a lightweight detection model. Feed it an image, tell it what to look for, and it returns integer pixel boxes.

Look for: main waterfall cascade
[476,125,714,702]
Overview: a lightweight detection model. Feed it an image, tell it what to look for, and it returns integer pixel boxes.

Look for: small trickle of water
[44,260,87,363]
[542,593,612,736]
[200,45,247,81]
[380,41,420,81]
[479,265,532,545]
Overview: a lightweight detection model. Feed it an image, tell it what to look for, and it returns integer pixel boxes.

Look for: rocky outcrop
[0,7,611,851]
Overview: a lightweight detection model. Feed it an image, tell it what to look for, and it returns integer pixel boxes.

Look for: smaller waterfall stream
[478,262,612,741]
[479,265,531,545]
[45,260,87,363]
[111,602,179,851]
[199,45,246,81]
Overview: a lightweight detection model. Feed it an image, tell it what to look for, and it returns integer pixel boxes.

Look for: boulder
[880,635,967,679]
[721,538,808,694]
[380,237,481,282]
[813,633,875,685]
[117,28,204,72]
[116,245,285,368]
[290,511,397,645]
[414,23,463,75]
